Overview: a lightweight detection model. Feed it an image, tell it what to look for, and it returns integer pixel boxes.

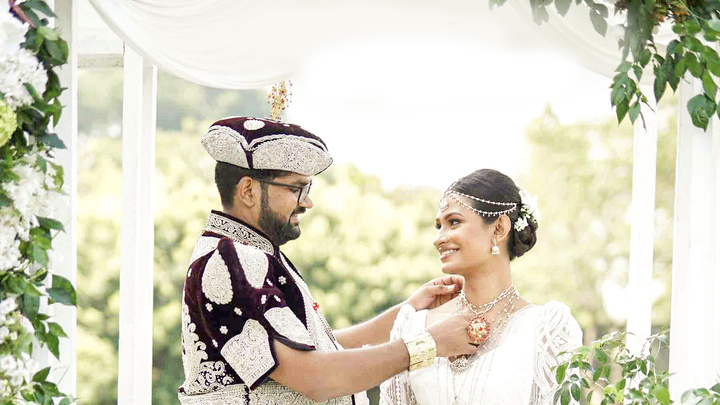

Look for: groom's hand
[405,275,464,311]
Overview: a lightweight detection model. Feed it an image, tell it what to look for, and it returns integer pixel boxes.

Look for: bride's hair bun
[450,169,538,260]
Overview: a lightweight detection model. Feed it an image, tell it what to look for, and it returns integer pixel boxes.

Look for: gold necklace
[448,286,520,374]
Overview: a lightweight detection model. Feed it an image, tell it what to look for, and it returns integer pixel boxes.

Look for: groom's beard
[258,192,304,246]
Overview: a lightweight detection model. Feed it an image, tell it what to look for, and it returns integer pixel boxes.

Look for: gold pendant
[467,315,491,344]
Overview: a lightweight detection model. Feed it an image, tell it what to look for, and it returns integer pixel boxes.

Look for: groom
[177,116,477,404]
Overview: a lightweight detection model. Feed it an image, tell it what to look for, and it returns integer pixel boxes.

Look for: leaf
[571,383,581,401]
[593,365,604,381]
[48,274,77,306]
[37,26,59,41]
[554,0,572,16]
[587,390,594,403]
[629,101,641,123]
[686,53,703,78]
[616,99,629,123]
[710,382,720,394]
[561,386,570,405]
[654,70,667,102]
[703,69,717,98]
[616,61,632,73]
[589,10,608,37]
[594,3,608,17]
[32,244,49,268]
[23,0,56,17]
[45,333,60,359]
[681,389,694,403]
[44,40,65,63]
[48,322,68,338]
[38,132,67,149]
[38,216,64,231]
[21,294,39,320]
[556,362,568,383]
[638,49,652,67]
[652,386,671,405]
[33,367,51,383]
[708,61,720,77]
[534,6,550,24]
[633,65,643,81]
[687,93,717,130]
[596,348,609,363]
[709,19,720,33]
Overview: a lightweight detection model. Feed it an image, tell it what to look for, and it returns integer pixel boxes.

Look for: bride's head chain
[438,180,540,232]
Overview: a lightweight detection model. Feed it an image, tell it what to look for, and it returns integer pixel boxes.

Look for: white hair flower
[515,187,540,232]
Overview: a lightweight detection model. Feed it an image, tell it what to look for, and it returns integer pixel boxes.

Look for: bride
[380,169,583,405]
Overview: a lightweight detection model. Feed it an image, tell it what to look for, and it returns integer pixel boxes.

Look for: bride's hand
[405,275,464,311]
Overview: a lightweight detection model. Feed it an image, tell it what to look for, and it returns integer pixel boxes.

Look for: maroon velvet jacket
[178,211,363,405]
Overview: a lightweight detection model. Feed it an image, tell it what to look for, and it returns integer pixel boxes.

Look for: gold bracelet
[402,331,437,371]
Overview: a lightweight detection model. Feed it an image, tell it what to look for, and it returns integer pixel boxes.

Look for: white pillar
[52,0,78,397]
[626,90,658,354]
[117,45,157,405]
[669,77,720,399]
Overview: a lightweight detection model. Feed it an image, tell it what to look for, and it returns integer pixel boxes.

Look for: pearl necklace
[448,285,520,374]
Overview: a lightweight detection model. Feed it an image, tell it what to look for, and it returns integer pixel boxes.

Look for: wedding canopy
[50,0,719,403]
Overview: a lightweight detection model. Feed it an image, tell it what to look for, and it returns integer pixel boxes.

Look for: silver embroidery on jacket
[221,320,274,388]
[180,302,209,394]
[265,307,314,346]
[279,254,338,353]
[202,251,234,305]
[190,236,220,265]
[234,242,270,289]
[205,213,274,255]
[178,381,355,405]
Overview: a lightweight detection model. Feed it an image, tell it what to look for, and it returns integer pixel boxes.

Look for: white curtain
[88,0,665,89]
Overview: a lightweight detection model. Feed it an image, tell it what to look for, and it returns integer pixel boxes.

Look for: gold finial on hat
[268,80,292,121]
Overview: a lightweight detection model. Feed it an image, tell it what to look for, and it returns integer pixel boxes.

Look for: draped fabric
[86,0,672,89]
[379,302,583,405]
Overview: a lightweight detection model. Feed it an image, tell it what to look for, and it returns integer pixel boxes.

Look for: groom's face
[257,173,314,246]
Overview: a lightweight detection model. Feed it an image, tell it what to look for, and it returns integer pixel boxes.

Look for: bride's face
[433,197,495,276]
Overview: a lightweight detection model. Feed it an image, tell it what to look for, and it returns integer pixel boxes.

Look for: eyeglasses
[256,179,312,205]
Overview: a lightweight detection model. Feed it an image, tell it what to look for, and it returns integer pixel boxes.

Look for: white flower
[205,303,213,312]
[261,295,267,304]
[518,187,541,224]
[9,331,17,340]
[0,12,28,56]
[0,298,17,315]
[220,326,228,335]
[0,355,16,372]
[10,374,23,387]
[278,276,286,285]
[20,315,33,335]
[0,47,47,109]
[514,216,529,232]
[234,308,242,316]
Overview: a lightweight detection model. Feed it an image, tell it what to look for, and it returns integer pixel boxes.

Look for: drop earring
[491,238,500,255]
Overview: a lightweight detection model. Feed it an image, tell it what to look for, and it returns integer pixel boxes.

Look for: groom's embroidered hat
[201,116,333,176]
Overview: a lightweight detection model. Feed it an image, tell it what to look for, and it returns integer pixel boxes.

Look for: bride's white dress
[379,301,583,405]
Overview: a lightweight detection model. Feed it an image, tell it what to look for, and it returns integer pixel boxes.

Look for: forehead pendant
[439,195,449,212]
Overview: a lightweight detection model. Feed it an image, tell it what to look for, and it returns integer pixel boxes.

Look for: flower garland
[0,1,76,404]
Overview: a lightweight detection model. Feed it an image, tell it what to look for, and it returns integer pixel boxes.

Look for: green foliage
[516,102,676,334]
[0,1,77,403]
[492,0,720,130]
[554,330,719,405]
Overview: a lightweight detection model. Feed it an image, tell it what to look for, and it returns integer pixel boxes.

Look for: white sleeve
[530,302,583,405]
[379,304,420,405]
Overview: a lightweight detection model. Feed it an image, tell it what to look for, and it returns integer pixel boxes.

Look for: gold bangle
[402,331,437,371]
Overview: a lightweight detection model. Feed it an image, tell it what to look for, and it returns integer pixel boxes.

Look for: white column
[626,89,658,354]
[52,0,77,397]
[117,45,157,405]
[669,77,720,399]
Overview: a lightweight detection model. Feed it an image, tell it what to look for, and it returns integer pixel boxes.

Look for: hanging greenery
[0,0,77,404]
[491,0,720,130]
